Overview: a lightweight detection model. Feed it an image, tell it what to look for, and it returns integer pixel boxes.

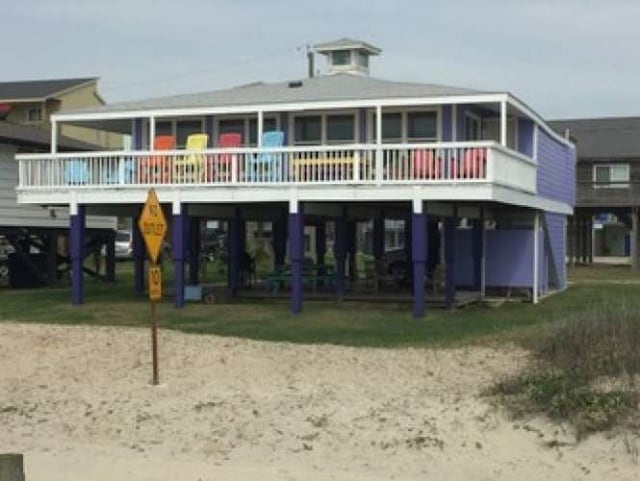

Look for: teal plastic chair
[64,159,90,184]
[245,130,285,182]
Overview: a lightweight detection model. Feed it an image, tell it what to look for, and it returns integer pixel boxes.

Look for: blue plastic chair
[64,159,90,184]
[246,130,285,182]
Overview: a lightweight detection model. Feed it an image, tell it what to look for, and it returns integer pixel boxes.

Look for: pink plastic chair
[211,132,242,182]
[461,148,486,178]
[411,149,440,180]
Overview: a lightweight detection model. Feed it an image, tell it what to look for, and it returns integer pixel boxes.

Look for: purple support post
[444,214,457,309]
[334,213,347,299]
[133,215,145,296]
[228,210,241,297]
[70,205,86,305]
[412,209,427,318]
[188,217,200,285]
[472,216,484,291]
[172,206,186,308]
[289,204,304,314]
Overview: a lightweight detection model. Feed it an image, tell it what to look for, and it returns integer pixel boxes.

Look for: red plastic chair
[139,135,175,184]
[411,149,440,180]
[211,132,242,181]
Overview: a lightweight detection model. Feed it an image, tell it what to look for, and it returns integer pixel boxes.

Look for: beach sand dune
[0,322,636,480]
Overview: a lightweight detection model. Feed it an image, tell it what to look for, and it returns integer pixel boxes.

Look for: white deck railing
[16,141,537,193]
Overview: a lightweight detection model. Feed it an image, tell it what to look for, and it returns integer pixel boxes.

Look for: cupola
[313,38,381,76]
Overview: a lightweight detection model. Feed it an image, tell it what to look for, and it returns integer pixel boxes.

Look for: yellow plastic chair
[174,133,208,183]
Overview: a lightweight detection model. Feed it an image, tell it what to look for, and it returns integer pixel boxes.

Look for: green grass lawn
[1,267,638,348]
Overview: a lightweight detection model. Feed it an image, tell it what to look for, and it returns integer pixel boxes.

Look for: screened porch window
[381,113,402,142]
[407,111,437,140]
[594,164,629,188]
[326,114,355,143]
[249,117,277,145]
[154,119,204,148]
[294,116,321,144]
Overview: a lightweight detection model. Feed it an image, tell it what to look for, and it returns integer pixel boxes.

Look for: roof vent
[288,80,304,88]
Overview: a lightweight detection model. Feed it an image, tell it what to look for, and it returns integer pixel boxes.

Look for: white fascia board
[492,185,573,215]
[506,94,575,150]
[51,93,508,124]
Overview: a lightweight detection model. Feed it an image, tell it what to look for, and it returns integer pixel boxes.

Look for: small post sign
[137,188,168,386]
[149,265,162,302]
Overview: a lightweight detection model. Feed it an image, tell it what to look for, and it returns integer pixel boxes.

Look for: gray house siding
[1,148,115,229]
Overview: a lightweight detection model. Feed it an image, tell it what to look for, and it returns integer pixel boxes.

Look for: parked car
[115,230,133,260]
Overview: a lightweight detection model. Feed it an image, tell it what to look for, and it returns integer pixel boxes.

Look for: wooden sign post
[137,188,168,386]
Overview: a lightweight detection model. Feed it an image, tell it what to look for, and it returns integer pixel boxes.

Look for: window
[176,120,203,148]
[356,51,369,68]
[407,112,437,140]
[26,107,43,123]
[219,119,245,136]
[326,114,355,143]
[464,113,481,141]
[331,50,351,66]
[153,118,204,148]
[382,113,402,142]
[294,116,321,144]
[593,164,629,188]
[249,117,277,145]
[155,121,172,137]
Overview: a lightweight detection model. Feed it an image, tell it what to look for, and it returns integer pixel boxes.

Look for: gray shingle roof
[68,74,489,115]
[0,121,99,151]
[549,117,640,159]
[0,77,97,102]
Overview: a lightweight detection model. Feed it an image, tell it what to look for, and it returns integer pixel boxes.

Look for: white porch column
[257,110,264,148]
[51,120,58,154]
[533,211,540,304]
[375,105,383,184]
[500,99,507,147]
[149,115,156,148]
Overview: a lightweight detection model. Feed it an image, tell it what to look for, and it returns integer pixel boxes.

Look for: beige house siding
[3,82,121,149]
[55,83,122,149]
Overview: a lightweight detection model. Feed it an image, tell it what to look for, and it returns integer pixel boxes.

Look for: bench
[265,264,337,293]
[292,156,355,181]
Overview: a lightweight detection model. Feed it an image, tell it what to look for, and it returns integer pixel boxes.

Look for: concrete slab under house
[15,38,576,317]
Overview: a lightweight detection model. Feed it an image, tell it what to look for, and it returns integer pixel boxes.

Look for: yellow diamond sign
[138,188,168,264]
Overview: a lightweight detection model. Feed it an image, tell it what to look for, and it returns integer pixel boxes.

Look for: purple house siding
[441,105,452,141]
[543,212,567,289]
[454,229,547,290]
[536,129,575,205]
[517,118,534,157]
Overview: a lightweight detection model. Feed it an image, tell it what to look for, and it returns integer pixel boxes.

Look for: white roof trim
[52,93,508,123]
[507,94,575,150]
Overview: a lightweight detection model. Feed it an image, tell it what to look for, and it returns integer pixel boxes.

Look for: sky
[4,0,640,119]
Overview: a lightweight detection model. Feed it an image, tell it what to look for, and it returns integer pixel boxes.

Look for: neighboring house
[16,38,576,316]
[549,117,640,267]
[0,78,119,287]
[0,77,121,148]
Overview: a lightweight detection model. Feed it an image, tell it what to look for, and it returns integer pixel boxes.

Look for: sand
[0,322,637,480]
